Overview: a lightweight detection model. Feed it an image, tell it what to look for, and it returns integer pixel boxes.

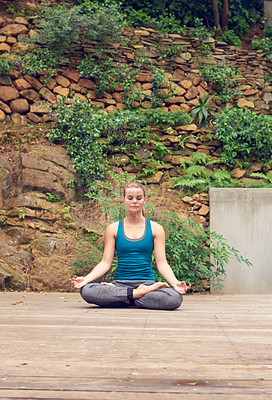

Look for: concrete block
[210,188,272,294]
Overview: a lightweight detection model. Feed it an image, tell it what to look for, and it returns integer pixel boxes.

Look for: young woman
[70,182,191,310]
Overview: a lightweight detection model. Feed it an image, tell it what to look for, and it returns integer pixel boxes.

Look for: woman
[70,182,191,310]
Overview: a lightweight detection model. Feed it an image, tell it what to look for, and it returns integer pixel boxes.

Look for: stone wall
[0,16,272,125]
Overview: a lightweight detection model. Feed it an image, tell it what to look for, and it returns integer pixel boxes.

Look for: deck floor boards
[0,292,271,399]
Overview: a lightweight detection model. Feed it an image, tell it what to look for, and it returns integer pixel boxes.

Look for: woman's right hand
[69,277,88,289]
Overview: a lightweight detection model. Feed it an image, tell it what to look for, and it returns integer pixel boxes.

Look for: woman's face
[123,187,146,214]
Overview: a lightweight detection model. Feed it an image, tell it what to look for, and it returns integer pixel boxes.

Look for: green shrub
[20,47,59,80]
[199,60,241,103]
[0,54,19,75]
[219,30,241,47]
[141,108,191,128]
[187,18,214,42]
[215,108,272,167]
[154,212,252,291]
[251,36,272,61]
[172,152,240,194]
[125,8,158,28]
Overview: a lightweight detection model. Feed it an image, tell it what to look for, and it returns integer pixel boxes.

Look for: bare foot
[101,282,115,286]
[133,282,169,299]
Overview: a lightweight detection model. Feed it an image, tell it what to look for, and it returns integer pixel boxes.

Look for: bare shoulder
[105,221,119,238]
[150,220,165,237]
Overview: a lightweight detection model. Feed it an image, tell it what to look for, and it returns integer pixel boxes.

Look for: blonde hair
[123,182,146,216]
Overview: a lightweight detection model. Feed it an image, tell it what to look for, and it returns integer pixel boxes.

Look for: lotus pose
[70,182,191,310]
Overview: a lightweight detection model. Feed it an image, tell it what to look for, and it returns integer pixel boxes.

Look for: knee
[80,283,97,303]
[166,291,183,310]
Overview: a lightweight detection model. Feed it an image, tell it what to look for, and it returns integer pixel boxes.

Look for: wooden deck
[0,292,271,399]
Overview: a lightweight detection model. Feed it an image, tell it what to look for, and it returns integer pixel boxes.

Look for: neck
[124,212,145,223]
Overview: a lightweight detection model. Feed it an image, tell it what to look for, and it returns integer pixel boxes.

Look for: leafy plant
[172,152,240,194]
[153,212,252,291]
[199,59,241,103]
[46,193,62,202]
[189,94,218,126]
[251,36,272,61]
[141,108,191,128]
[247,172,272,188]
[219,30,241,47]
[187,18,214,42]
[20,47,59,80]
[15,207,26,220]
[0,54,19,75]
[215,108,272,167]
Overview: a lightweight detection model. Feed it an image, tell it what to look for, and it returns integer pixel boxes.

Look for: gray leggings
[80,280,183,310]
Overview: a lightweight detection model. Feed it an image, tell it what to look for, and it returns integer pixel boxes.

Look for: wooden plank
[0,293,272,399]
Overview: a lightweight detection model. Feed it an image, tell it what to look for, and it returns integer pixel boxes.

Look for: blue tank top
[114,218,155,281]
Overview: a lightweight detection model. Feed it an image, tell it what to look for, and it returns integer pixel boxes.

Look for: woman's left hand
[173,281,191,294]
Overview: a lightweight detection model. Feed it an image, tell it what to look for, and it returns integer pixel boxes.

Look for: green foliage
[248,172,272,188]
[0,54,19,75]
[219,30,241,47]
[141,108,191,128]
[154,212,252,291]
[189,94,218,126]
[46,193,62,202]
[125,8,158,29]
[199,60,241,103]
[78,56,137,97]
[215,108,272,167]
[15,207,26,220]
[19,47,59,80]
[251,36,272,61]
[187,18,214,42]
[34,6,81,56]
[173,152,240,194]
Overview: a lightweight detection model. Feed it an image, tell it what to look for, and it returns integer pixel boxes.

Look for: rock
[6,36,16,45]
[11,42,28,53]
[0,35,6,42]
[55,75,70,88]
[0,42,10,52]
[185,86,198,100]
[10,113,27,125]
[53,86,69,97]
[180,103,191,112]
[169,104,180,112]
[263,92,272,103]
[62,69,80,82]
[78,78,95,89]
[243,89,259,96]
[0,24,28,36]
[0,109,5,121]
[13,78,31,90]
[179,79,192,89]
[39,87,56,104]
[32,237,57,255]
[24,75,43,91]
[6,228,30,244]
[0,86,19,102]
[171,155,184,165]
[169,83,186,96]
[193,77,202,86]
[14,17,29,25]
[30,101,50,114]
[73,93,87,102]
[0,75,12,86]
[26,112,42,123]
[136,73,153,83]
[177,124,197,131]
[10,98,29,113]
[0,100,11,113]
[134,30,150,36]
[231,167,246,179]
[29,255,73,291]
[0,157,13,201]
[237,98,254,109]
[145,171,164,184]
[198,204,209,216]
[166,96,185,105]
[20,88,40,103]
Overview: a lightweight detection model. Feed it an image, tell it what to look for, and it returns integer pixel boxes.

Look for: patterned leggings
[80,280,183,310]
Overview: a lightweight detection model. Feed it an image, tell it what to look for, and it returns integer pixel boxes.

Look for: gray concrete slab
[0,292,272,399]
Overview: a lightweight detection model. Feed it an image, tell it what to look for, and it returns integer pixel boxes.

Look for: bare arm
[152,221,191,294]
[70,223,117,289]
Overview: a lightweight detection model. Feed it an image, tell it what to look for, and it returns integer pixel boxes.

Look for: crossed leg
[80,280,183,310]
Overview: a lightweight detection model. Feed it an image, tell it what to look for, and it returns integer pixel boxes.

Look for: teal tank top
[114,218,155,281]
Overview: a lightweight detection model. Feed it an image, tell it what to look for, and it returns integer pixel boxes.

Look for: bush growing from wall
[215,108,272,168]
